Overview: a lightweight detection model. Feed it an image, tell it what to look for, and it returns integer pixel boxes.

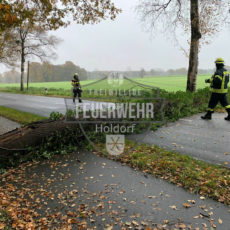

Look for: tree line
[3,64,230,83]
[0,61,88,83]
[87,67,223,80]
[1,1,230,92]
[1,64,222,84]
[29,61,88,82]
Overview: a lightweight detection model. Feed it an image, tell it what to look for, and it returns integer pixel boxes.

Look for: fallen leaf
[68,218,78,224]
[141,221,148,226]
[188,200,196,204]
[169,205,177,210]
[183,203,192,208]
[178,223,186,229]
[145,226,151,230]
[218,218,223,224]
[0,223,6,230]
[148,196,156,199]
[132,221,139,226]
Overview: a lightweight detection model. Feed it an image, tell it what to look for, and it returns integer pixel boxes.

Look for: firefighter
[201,58,230,120]
[72,73,82,103]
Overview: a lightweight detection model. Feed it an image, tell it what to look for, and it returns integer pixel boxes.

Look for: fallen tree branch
[0,119,85,162]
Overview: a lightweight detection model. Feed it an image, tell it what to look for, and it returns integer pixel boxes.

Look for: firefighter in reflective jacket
[201,58,230,120]
[72,73,82,103]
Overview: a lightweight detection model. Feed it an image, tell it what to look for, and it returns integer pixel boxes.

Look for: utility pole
[27,61,30,90]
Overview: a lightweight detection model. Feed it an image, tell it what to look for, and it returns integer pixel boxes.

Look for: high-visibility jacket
[207,67,229,93]
[71,78,81,90]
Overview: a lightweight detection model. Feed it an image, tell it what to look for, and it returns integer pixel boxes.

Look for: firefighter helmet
[215,58,224,64]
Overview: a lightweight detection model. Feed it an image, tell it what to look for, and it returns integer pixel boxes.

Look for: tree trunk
[187,0,202,92]
[20,42,25,91]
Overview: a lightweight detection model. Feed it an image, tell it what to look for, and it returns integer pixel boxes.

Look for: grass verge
[96,141,230,206]
[0,106,45,125]
[0,209,11,230]
[1,86,229,123]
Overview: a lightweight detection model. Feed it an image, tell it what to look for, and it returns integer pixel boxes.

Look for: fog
[2,0,230,72]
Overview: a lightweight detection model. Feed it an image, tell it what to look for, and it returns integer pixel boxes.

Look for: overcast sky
[2,0,230,73]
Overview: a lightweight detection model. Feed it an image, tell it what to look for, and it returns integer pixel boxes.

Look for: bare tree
[6,24,60,91]
[137,0,230,92]
[1,0,121,91]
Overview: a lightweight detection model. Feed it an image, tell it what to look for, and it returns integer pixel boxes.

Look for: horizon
[1,0,230,73]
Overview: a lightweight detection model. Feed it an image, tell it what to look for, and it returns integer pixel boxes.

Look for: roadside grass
[95,141,230,206]
[1,76,226,125]
[0,106,45,125]
[0,77,228,126]
[1,84,227,126]
[0,209,11,230]
[0,86,73,98]
[0,86,116,101]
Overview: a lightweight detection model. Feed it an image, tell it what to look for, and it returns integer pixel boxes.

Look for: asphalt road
[1,151,229,229]
[0,116,20,135]
[0,92,67,117]
[130,113,230,168]
[1,92,229,167]
[0,92,113,118]
[0,92,230,228]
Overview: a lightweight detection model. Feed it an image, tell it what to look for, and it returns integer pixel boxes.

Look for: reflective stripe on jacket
[207,68,229,93]
[72,79,81,90]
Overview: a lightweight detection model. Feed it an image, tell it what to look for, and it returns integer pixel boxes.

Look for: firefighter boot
[225,108,230,121]
[201,111,213,120]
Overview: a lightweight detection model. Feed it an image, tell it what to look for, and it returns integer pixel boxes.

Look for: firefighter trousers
[208,93,230,111]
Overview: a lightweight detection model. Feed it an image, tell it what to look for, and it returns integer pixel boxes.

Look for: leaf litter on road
[0,153,228,229]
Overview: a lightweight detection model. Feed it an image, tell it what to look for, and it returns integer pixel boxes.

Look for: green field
[0,75,210,92]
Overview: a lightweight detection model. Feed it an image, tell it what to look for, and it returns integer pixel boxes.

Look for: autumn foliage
[0,2,18,30]
[0,0,121,32]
